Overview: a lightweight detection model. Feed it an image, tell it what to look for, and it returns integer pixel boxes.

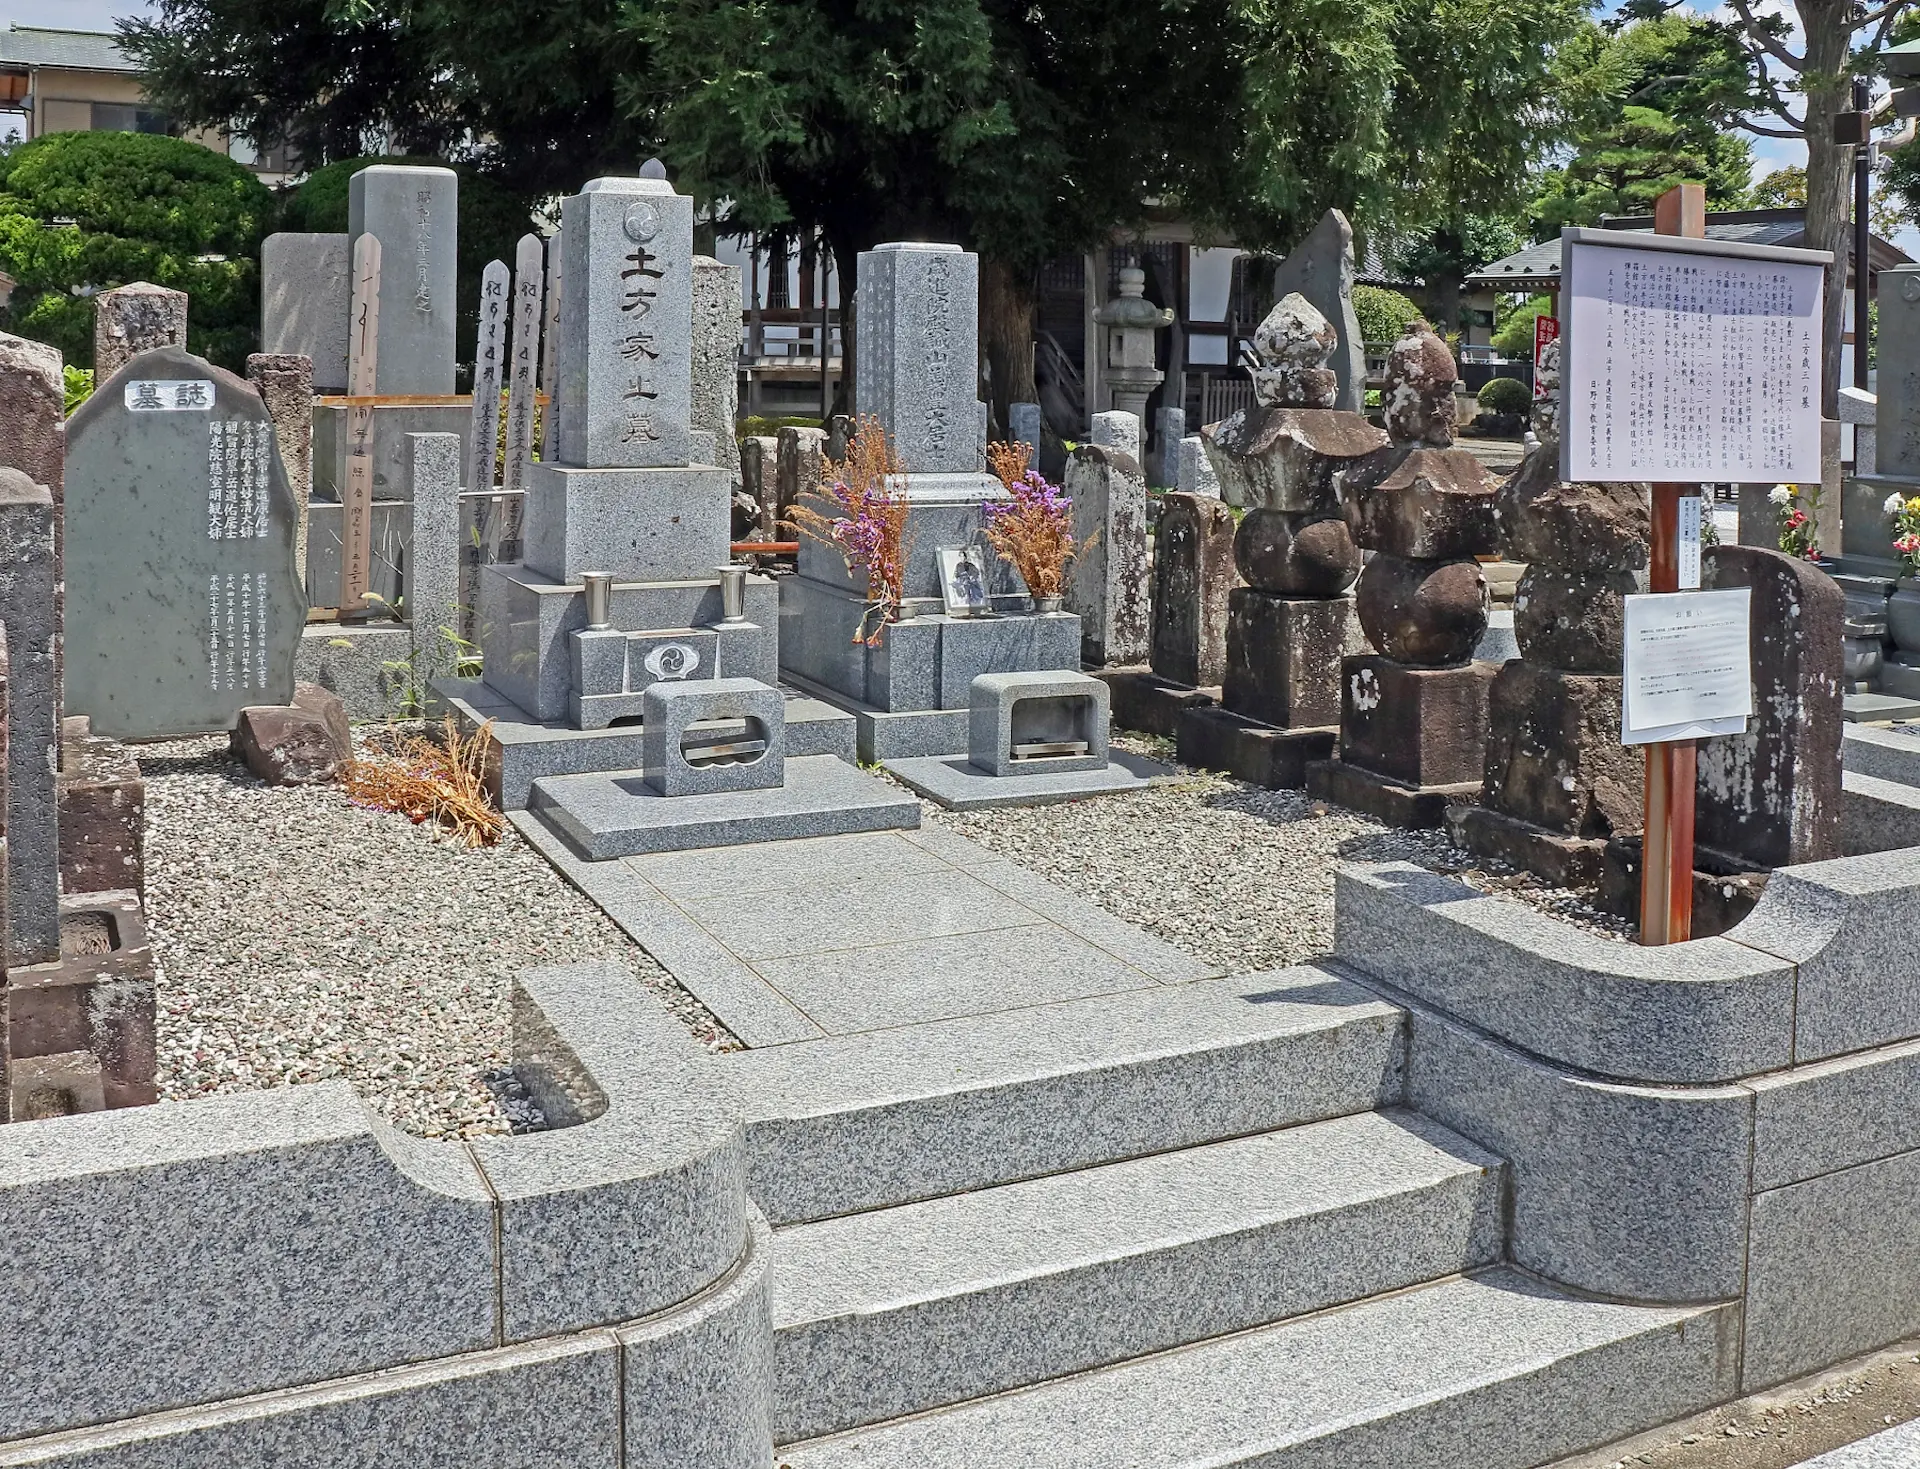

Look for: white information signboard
[1621,588,1753,746]
[1560,228,1827,484]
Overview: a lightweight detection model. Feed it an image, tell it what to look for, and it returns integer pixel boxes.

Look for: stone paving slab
[1800,1416,1920,1466]
[882,750,1176,810]
[515,812,1218,1043]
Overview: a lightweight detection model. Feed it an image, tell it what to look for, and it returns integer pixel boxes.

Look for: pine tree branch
[1728,0,1803,70]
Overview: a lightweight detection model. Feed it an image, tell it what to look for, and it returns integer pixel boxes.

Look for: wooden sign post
[1640,185,1706,945]
[1558,185,1828,946]
[468,259,510,495]
[341,233,381,618]
[503,232,544,497]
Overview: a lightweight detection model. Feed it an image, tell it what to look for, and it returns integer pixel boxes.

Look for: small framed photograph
[936,544,992,618]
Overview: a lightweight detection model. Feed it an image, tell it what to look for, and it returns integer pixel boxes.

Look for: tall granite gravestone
[1063,443,1149,666]
[261,233,351,392]
[1695,545,1844,867]
[1177,436,1220,497]
[692,255,744,492]
[0,332,64,695]
[405,432,463,678]
[776,426,827,529]
[65,348,306,739]
[1009,402,1043,454]
[1272,210,1366,414]
[1182,294,1383,788]
[1307,319,1497,825]
[93,283,188,380]
[1090,410,1141,464]
[346,165,459,395]
[777,241,1079,761]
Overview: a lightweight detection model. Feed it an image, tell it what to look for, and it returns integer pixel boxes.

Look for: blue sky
[8,0,149,30]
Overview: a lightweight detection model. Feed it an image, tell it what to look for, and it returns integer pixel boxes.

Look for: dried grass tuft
[340,717,505,848]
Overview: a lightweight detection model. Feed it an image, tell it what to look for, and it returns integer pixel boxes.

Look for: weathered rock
[57,716,145,901]
[1340,445,1496,559]
[1482,662,1642,838]
[1149,491,1238,687]
[231,682,352,785]
[1355,555,1488,666]
[1202,406,1388,513]
[245,352,315,584]
[1271,210,1366,413]
[742,434,779,533]
[1695,545,1844,869]
[1248,293,1339,409]
[93,282,188,379]
[1512,566,1639,673]
[1233,509,1360,595]
[1339,656,1495,788]
[777,426,829,527]
[1494,445,1650,572]
[1380,320,1457,448]
[1064,443,1150,666]
[1221,589,1349,727]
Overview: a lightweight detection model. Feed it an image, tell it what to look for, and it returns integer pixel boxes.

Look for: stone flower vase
[1890,578,1920,659]
[1033,595,1064,614]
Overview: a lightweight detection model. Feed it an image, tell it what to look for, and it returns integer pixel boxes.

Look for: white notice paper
[1622,589,1752,746]
[1677,495,1702,590]
[1563,237,1824,484]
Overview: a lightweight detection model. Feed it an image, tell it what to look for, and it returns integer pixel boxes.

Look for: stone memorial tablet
[1560,229,1826,485]
[65,347,306,739]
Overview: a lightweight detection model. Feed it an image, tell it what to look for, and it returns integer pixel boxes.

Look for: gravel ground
[142,733,734,1138]
[926,731,1632,972]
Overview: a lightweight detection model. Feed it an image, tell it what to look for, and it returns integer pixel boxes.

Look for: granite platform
[882,749,1176,810]
[527,756,919,860]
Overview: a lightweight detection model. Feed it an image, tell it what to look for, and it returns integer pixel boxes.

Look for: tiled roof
[1466,210,1912,290]
[0,24,136,73]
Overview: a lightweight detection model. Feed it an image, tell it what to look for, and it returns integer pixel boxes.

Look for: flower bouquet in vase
[786,414,911,645]
[982,442,1096,612]
[1771,482,1822,562]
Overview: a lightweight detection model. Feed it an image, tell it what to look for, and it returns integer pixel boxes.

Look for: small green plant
[62,365,93,414]
[1476,376,1530,416]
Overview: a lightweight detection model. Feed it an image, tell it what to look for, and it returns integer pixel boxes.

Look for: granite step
[775,1268,1740,1469]
[769,1109,1504,1443]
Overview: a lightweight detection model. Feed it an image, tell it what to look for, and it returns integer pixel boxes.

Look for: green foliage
[62,365,94,413]
[1491,295,1552,358]
[0,130,274,369]
[737,415,823,440]
[1476,375,1530,415]
[1352,285,1424,345]
[278,156,535,376]
[1531,12,1756,234]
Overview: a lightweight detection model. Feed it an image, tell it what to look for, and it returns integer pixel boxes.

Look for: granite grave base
[883,750,1176,811]
[1306,760,1481,829]
[1446,804,1611,887]
[527,754,920,859]
[1176,705,1336,789]
[435,677,856,811]
[1094,668,1217,740]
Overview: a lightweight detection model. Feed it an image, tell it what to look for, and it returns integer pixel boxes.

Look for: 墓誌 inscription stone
[65,348,306,738]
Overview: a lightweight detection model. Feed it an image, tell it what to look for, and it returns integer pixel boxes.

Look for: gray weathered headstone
[776,426,827,529]
[1064,443,1149,666]
[93,282,188,381]
[1271,209,1365,414]
[1839,385,1877,475]
[1010,402,1042,452]
[1879,266,1920,478]
[553,175,694,469]
[1697,544,1844,868]
[468,259,510,492]
[261,233,350,392]
[1151,490,1237,686]
[854,243,979,475]
[742,434,779,534]
[65,348,306,738]
[503,233,544,496]
[346,164,459,396]
[405,432,462,678]
[0,466,59,964]
[245,353,314,584]
[1090,409,1141,465]
[692,255,743,488]
[1152,405,1185,487]
[0,331,65,713]
[1178,435,1221,497]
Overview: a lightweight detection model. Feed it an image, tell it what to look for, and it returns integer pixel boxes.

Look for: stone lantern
[1094,265,1174,420]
